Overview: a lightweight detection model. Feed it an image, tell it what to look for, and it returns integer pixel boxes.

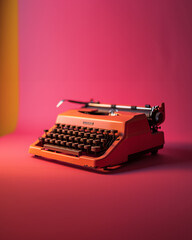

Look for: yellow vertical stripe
[0,0,19,136]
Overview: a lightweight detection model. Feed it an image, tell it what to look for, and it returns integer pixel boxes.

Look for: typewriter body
[29,100,165,171]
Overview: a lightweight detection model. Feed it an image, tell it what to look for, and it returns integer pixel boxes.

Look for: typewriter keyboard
[38,124,119,157]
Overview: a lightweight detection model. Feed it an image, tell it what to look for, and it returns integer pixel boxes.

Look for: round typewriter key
[84,145,91,151]
[78,144,84,150]
[98,129,104,134]
[111,129,118,134]
[62,129,67,134]
[56,123,60,128]
[64,135,69,140]
[50,139,55,144]
[73,131,79,137]
[51,128,57,133]
[67,130,73,135]
[44,138,49,143]
[66,142,72,147]
[60,141,66,146]
[93,139,100,145]
[47,133,52,138]
[44,129,49,133]
[69,136,75,142]
[90,133,96,139]
[80,138,87,144]
[72,143,78,148]
[78,132,84,137]
[53,133,59,139]
[74,137,81,143]
[84,133,90,138]
[101,138,107,143]
[56,128,62,133]
[87,139,93,145]
[96,134,103,139]
[91,146,101,153]
[58,134,64,140]
[104,130,110,134]
[55,140,61,145]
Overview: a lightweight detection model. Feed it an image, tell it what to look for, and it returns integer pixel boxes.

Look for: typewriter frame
[29,101,165,171]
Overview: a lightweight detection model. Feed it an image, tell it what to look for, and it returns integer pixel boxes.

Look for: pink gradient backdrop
[1,1,192,240]
[18,0,192,142]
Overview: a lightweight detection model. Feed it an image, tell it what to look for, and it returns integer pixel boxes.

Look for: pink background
[18,0,192,142]
[1,1,192,240]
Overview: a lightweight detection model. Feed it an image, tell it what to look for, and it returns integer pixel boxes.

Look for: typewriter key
[74,137,81,143]
[69,136,75,142]
[91,146,101,153]
[87,139,93,145]
[84,145,91,151]
[78,144,84,150]
[66,142,72,147]
[72,143,78,148]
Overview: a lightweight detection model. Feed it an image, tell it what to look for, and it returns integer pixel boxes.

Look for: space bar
[44,144,82,157]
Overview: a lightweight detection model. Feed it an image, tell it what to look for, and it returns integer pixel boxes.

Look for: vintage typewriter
[29,99,165,171]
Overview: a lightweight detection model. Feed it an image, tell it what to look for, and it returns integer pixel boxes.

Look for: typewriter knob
[155,112,163,123]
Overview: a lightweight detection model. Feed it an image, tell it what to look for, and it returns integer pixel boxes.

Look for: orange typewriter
[29,99,165,170]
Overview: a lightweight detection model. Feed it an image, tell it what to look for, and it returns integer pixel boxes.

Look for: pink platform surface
[1,0,192,239]
[1,133,192,240]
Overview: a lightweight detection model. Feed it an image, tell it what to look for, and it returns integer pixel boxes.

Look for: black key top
[58,134,64,140]
[78,132,84,137]
[80,138,87,144]
[111,130,118,134]
[44,138,50,143]
[84,133,90,138]
[44,144,82,156]
[101,138,107,144]
[60,141,66,146]
[56,123,60,128]
[69,136,75,142]
[53,133,59,139]
[50,139,55,144]
[104,130,110,134]
[90,134,96,139]
[74,137,81,142]
[72,143,78,148]
[67,130,73,135]
[84,145,91,151]
[87,139,93,145]
[47,133,52,138]
[73,131,79,137]
[55,140,61,145]
[78,144,84,150]
[64,135,70,140]
[91,146,101,153]
[98,129,104,134]
[96,134,103,139]
[62,129,68,134]
[93,139,100,145]
[66,142,72,148]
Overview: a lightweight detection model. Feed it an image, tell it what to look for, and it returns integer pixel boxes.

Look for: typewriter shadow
[111,142,192,174]
[34,142,192,174]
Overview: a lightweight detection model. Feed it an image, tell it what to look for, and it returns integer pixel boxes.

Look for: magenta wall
[18,0,192,142]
